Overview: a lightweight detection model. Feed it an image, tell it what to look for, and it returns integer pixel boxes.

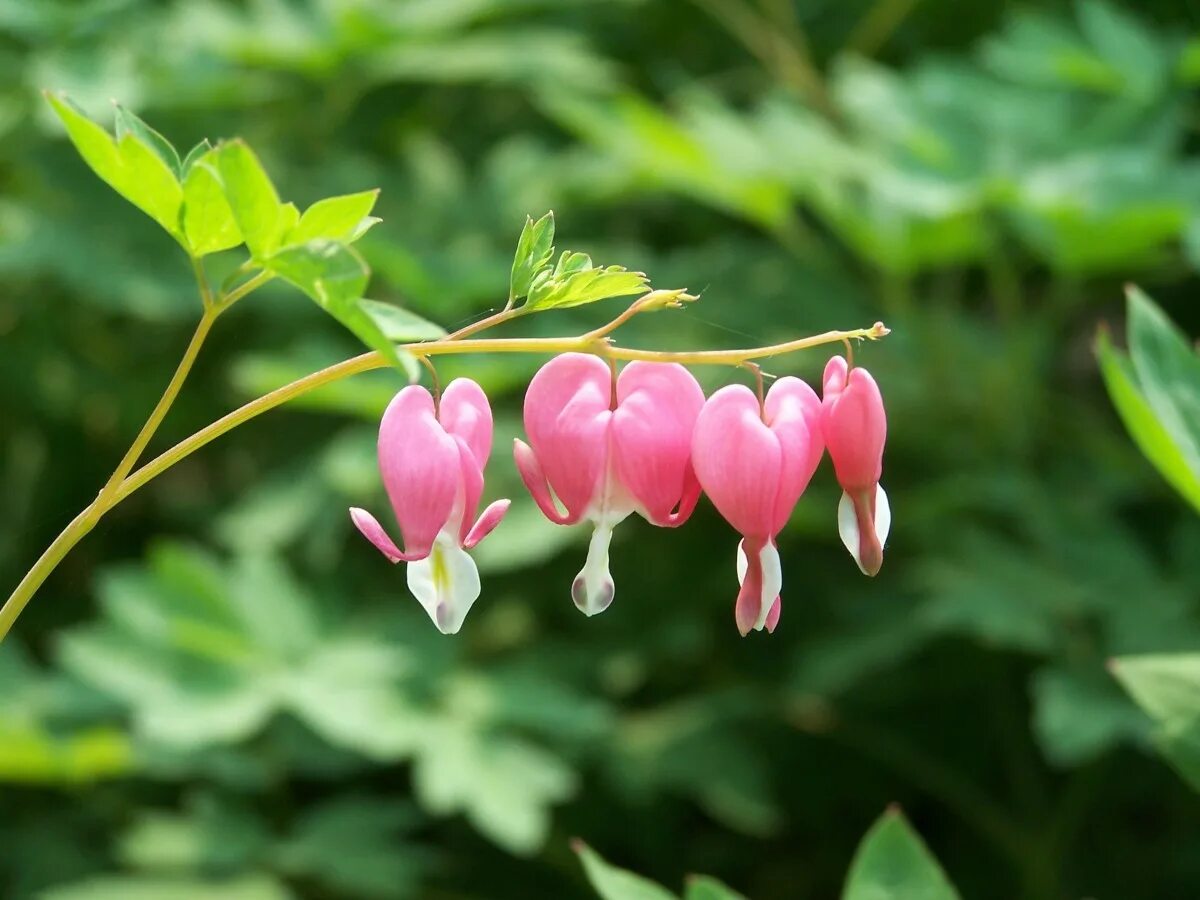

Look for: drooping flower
[691,378,824,635]
[349,379,509,634]
[514,353,705,615]
[821,356,889,576]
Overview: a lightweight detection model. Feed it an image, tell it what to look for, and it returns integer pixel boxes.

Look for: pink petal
[379,386,459,557]
[454,438,485,544]
[521,354,613,521]
[735,537,766,636]
[654,465,702,528]
[439,378,493,469]
[765,596,782,633]
[822,360,886,493]
[611,362,705,526]
[464,499,510,548]
[513,439,577,525]
[763,376,824,533]
[350,507,411,562]
[692,384,781,540]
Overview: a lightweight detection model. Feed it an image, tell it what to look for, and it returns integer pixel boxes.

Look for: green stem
[113,321,886,506]
[0,312,887,641]
[94,307,217,510]
[0,507,97,638]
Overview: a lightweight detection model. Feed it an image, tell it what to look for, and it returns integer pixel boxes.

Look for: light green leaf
[684,875,747,900]
[573,841,678,900]
[526,249,649,310]
[357,299,447,341]
[413,720,576,854]
[46,93,184,242]
[213,140,285,259]
[1126,286,1200,495]
[842,809,961,900]
[1110,654,1200,723]
[114,103,182,176]
[41,874,292,900]
[1097,328,1200,513]
[266,239,415,377]
[180,139,212,175]
[287,190,381,245]
[509,211,555,303]
[1112,654,1200,790]
[182,155,243,256]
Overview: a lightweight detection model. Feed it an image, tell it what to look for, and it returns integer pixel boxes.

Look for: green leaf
[180,139,212,176]
[1110,654,1200,723]
[525,250,649,310]
[40,875,291,900]
[684,875,747,900]
[842,808,961,900]
[1097,328,1200,513]
[274,795,428,898]
[413,720,575,854]
[213,140,285,259]
[572,841,678,900]
[1112,654,1200,791]
[287,190,381,245]
[357,299,447,341]
[509,211,555,303]
[46,93,184,242]
[267,240,417,379]
[114,104,182,176]
[1126,286,1200,494]
[182,154,243,256]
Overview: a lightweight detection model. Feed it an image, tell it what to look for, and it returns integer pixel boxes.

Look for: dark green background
[2,1,1200,897]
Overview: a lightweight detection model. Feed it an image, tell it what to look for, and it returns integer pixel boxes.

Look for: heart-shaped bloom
[822,356,889,576]
[692,378,823,635]
[350,379,510,634]
[514,353,705,615]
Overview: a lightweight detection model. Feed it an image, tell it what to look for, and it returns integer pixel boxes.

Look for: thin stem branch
[113,321,888,507]
[94,307,217,510]
[0,508,97,639]
[0,306,887,641]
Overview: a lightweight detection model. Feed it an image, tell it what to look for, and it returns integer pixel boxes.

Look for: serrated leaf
[287,190,380,245]
[114,104,182,176]
[266,240,415,378]
[573,841,678,900]
[842,809,961,900]
[526,262,649,310]
[1097,328,1200,513]
[182,155,242,256]
[213,140,285,259]
[46,93,184,242]
[509,211,556,302]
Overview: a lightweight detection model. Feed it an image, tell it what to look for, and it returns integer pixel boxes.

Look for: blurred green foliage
[4,0,1200,898]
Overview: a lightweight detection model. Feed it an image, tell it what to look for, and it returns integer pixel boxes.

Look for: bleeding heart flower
[822,356,890,576]
[692,377,823,635]
[514,353,705,615]
[349,379,509,634]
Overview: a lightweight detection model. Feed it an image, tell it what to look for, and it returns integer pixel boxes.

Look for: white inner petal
[406,530,481,635]
[837,485,890,576]
[573,520,617,616]
[755,542,782,632]
[875,484,891,547]
[837,490,861,569]
[736,539,782,632]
